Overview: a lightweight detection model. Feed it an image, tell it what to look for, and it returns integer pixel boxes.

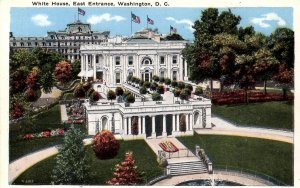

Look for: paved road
[195,116,293,143]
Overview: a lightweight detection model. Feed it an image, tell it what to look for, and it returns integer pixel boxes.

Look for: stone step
[169,160,208,176]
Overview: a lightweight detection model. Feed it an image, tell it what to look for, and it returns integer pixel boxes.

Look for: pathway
[60,105,68,121]
[195,116,293,143]
[8,138,93,184]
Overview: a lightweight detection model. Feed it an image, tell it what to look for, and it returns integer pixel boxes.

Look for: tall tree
[54,60,72,84]
[52,125,90,184]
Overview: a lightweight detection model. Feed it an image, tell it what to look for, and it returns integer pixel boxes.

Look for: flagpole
[77,8,79,21]
[130,11,132,37]
[147,15,148,29]
[170,25,171,35]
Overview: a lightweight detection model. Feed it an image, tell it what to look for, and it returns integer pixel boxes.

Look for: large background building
[9,20,110,62]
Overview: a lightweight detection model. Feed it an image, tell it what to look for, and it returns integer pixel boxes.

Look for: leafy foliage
[126,94,135,103]
[52,125,89,184]
[152,75,159,82]
[71,60,81,79]
[157,85,165,94]
[150,82,158,91]
[164,78,171,85]
[74,84,85,98]
[54,60,72,84]
[139,87,147,94]
[115,87,124,96]
[90,91,101,102]
[106,151,141,185]
[107,90,116,101]
[151,92,163,101]
[143,81,151,88]
[195,86,203,96]
[92,130,120,160]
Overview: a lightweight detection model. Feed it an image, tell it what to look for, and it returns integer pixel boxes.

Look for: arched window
[142,57,152,65]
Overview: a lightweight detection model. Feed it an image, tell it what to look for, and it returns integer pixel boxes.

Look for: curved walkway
[8,138,93,184]
[195,116,293,143]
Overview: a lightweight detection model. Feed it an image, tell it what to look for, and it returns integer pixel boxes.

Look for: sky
[10,7,293,40]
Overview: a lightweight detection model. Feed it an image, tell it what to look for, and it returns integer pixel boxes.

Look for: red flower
[42,131,51,137]
[23,133,33,139]
[57,128,64,135]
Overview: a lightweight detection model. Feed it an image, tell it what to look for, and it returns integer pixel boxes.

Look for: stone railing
[195,145,213,174]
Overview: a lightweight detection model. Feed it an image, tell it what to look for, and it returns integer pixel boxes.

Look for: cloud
[166,17,195,32]
[251,12,286,28]
[87,13,126,24]
[31,14,52,27]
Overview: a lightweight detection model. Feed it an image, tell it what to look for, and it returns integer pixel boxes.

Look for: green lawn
[212,101,294,130]
[13,139,163,185]
[178,134,293,185]
[9,104,86,162]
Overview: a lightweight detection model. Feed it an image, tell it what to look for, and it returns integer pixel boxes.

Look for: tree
[10,69,27,94]
[143,81,151,88]
[90,91,101,102]
[115,87,124,96]
[273,64,294,99]
[152,75,159,82]
[171,81,178,88]
[126,94,135,103]
[150,82,158,91]
[159,77,165,83]
[177,81,185,89]
[74,84,85,98]
[52,125,89,184]
[107,90,116,102]
[185,84,193,92]
[92,130,120,159]
[173,89,181,101]
[25,88,39,102]
[10,101,25,119]
[71,60,81,79]
[164,78,171,85]
[139,87,147,94]
[26,69,40,90]
[10,48,38,72]
[164,33,184,40]
[54,60,72,84]
[152,92,163,101]
[179,114,186,132]
[39,71,55,93]
[157,85,165,94]
[179,89,189,101]
[106,151,141,185]
[195,86,203,96]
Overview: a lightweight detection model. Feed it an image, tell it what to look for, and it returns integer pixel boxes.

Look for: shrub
[143,81,151,88]
[184,88,192,95]
[177,81,185,89]
[92,130,120,160]
[26,69,40,90]
[185,84,193,92]
[139,80,144,87]
[159,77,165,83]
[164,78,171,85]
[173,89,181,98]
[152,92,163,101]
[10,101,24,119]
[10,70,27,94]
[90,91,101,102]
[157,85,165,94]
[171,81,178,88]
[195,86,203,96]
[107,90,116,101]
[180,90,189,101]
[74,84,85,98]
[54,60,72,84]
[126,94,135,103]
[106,151,141,185]
[115,87,124,96]
[131,77,137,83]
[134,78,140,84]
[25,87,39,102]
[152,75,159,82]
[82,82,92,92]
[139,87,147,94]
[150,82,158,91]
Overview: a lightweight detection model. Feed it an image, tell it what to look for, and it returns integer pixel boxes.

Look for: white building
[80,29,212,138]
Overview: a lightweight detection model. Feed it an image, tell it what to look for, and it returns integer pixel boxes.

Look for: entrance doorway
[96,71,103,82]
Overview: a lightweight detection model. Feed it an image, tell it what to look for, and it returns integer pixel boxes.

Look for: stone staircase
[168,159,208,176]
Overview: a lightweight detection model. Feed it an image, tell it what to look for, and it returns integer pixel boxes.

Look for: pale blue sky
[10,7,293,40]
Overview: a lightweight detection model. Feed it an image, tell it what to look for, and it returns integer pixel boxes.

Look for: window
[35,42,38,46]
[27,42,31,46]
[172,71,177,81]
[13,43,16,46]
[160,71,165,78]
[129,72,133,77]
[42,42,46,46]
[115,56,120,66]
[49,42,51,46]
[142,57,152,65]
[160,56,165,64]
[116,73,121,84]
[128,56,133,65]
[20,42,24,46]
[172,55,177,64]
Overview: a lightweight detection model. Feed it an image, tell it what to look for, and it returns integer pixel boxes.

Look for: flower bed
[21,128,65,140]
[212,90,293,105]
[159,141,179,153]
[65,118,84,124]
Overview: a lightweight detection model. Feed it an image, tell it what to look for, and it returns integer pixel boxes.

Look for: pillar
[184,59,188,81]
[80,54,84,81]
[189,114,193,131]
[142,116,146,134]
[123,117,127,135]
[162,114,167,136]
[176,114,180,131]
[172,115,175,134]
[85,54,88,80]
[138,116,142,135]
[151,116,156,137]
[128,116,132,135]
[185,114,189,131]
[93,54,96,81]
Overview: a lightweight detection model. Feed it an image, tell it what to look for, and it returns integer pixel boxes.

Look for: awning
[78,71,85,77]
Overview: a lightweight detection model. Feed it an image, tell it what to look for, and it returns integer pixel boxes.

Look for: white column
[128,116,132,135]
[189,114,192,130]
[184,59,188,80]
[80,55,84,81]
[163,114,167,136]
[85,54,88,80]
[176,114,180,132]
[142,116,146,134]
[123,117,127,135]
[185,114,189,131]
[172,115,175,134]
[179,55,183,80]
[93,54,96,81]
[138,116,142,135]
[151,116,156,137]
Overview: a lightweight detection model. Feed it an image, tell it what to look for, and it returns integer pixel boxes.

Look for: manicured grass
[13,139,163,185]
[212,101,294,130]
[9,104,87,162]
[62,92,75,100]
[178,134,293,185]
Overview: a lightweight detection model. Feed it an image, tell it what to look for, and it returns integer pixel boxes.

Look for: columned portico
[151,116,156,137]
[162,114,167,136]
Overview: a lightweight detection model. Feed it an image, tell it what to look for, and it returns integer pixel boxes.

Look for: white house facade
[80,29,212,138]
